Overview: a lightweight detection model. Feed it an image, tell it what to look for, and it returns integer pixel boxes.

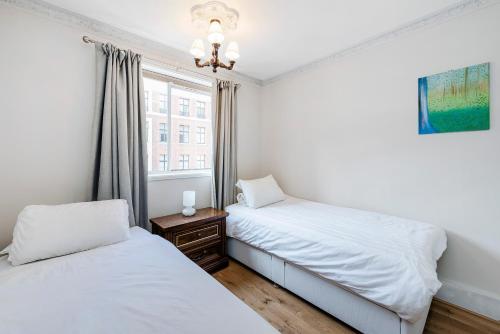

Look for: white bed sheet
[226,196,447,322]
[0,227,277,334]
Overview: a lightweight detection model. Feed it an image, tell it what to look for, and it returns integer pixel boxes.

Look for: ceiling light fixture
[190,1,240,73]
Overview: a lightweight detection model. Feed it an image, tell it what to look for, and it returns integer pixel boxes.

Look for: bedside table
[150,208,229,273]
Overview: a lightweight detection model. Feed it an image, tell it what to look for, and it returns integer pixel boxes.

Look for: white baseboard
[437,279,500,320]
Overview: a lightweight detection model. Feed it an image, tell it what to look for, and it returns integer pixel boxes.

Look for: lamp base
[182,206,196,217]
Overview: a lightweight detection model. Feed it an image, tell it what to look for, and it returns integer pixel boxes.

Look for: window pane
[196,101,206,118]
[159,94,168,113]
[144,70,212,174]
[179,98,190,117]
[143,76,169,173]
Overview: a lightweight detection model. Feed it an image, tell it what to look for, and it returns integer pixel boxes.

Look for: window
[159,154,168,171]
[196,127,206,144]
[159,94,168,113]
[179,125,189,144]
[143,67,211,175]
[159,123,168,142]
[179,155,189,170]
[197,155,206,169]
[179,98,189,116]
[145,91,150,112]
[196,101,206,118]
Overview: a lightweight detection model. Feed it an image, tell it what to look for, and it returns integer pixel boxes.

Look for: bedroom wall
[0,3,261,246]
[261,5,500,319]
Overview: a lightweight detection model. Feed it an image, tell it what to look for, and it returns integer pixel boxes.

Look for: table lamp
[182,191,196,216]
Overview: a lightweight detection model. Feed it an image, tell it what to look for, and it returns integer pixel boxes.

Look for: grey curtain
[212,79,239,210]
[91,43,148,228]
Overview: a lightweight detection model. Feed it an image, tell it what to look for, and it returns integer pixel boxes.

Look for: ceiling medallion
[189,1,240,73]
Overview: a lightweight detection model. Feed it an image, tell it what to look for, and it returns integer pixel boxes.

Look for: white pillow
[8,200,130,266]
[236,175,285,208]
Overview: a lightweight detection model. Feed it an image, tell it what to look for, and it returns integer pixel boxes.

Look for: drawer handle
[192,249,208,262]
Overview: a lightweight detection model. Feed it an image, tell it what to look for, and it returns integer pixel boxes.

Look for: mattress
[225,196,447,322]
[0,227,277,334]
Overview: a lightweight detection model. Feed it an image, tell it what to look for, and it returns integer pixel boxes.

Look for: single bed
[0,227,277,334]
[225,196,447,334]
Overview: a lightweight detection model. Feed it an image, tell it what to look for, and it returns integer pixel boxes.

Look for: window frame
[196,101,206,118]
[178,154,190,170]
[144,91,150,112]
[197,154,206,169]
[159,154,168,171]
[179,98,190,117]
[143,68,212,181]
[159,122,168,143]
[196,126,206,144]
[159,93,168,113]
[179,124,189,144]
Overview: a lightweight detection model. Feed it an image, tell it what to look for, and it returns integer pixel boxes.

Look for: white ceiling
[42,0,463,81]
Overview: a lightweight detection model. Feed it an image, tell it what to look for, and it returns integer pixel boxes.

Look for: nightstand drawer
[174,223,220,249]
[185,244,222,265]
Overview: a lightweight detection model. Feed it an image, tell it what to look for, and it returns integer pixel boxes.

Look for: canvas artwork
[418,63,489,134]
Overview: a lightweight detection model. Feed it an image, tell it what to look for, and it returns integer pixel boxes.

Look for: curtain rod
[81,35,240,85]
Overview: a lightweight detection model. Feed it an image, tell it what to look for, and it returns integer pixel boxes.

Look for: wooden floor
[213,260,500,334]
[213,260,357,334]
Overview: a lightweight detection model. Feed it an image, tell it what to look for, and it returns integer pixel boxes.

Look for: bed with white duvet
[0,227,277,334]
[225,195,447,333]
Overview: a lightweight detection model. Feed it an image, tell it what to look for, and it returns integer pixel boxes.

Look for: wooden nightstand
[150,208,229,273]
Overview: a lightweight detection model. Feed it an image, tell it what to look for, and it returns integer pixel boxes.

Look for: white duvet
[0,227,277,334]
[226,196,447,322]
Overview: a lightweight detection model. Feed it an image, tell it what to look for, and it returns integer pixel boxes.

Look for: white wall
[0,3,262,247]
[261,6,500,319]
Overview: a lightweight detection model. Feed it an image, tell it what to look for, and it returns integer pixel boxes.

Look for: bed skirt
[227,237,430,334]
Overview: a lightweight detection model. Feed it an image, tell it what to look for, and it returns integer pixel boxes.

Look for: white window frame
[159,93,168,113]
[179,125,189,144]
[145,91,151,112]
[179,98,190,117]
[196,126,206,144]
[159,122,168,143]
[178,154,189,170]
[197,155,206,169]
[144,65,212,181]
[159,154,168,171]
[196,101,206,118]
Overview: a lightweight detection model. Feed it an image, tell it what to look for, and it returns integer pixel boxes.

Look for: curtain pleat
[212,79,239,210]
[90,43,148,229]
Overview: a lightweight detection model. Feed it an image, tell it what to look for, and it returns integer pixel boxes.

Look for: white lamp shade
[190,39,205,58]
[183,191,196,207]
[225,41,240,61]
[207,20,224,44]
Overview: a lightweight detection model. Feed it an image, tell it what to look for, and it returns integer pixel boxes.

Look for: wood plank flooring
[426,299,499,334]
[213,260,500,334]
[213,260,357,334]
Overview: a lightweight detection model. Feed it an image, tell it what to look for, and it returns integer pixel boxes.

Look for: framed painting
[418,63,489,134]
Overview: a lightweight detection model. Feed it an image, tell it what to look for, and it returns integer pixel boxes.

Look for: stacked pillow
[4,200,130,266]
[236,175,285,208]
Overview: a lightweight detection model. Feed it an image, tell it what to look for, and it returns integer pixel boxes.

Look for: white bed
[226,196,447,334]
[0,227,277,334]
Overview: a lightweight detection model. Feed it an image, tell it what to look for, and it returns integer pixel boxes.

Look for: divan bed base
[227,237,430,334]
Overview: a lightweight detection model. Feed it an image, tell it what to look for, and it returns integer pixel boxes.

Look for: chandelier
[189,1,240,73]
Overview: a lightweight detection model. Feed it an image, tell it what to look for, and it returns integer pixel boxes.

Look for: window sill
[148,171,212,181]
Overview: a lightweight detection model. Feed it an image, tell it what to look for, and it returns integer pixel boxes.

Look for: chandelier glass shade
[190,18,240,73]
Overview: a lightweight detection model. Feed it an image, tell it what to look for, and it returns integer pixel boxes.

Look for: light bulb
[225,41,240,61]
[207,20,224,44]
[190,39,205,59]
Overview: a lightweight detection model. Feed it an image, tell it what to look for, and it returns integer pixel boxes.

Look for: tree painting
[418,63,489,134]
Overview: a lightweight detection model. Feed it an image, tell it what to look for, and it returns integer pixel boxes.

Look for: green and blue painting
[418,63,489,134]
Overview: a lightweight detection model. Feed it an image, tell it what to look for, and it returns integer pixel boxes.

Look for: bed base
[227,237,430,334]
